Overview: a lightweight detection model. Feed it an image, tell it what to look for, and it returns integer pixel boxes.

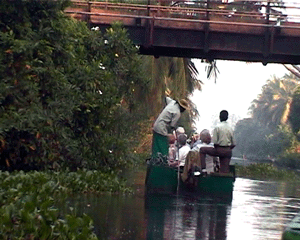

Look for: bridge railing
[66,0,300,34]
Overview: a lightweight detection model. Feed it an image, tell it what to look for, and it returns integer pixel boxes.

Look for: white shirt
[195,142,216,173]
[178,144,190,166]
[168,144,177,162]
[153,98,181,136]
[212,121,236,147]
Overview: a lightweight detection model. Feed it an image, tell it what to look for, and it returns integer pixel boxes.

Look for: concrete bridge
[66,0,300,65]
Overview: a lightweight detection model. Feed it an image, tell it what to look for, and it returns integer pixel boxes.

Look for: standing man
[151,96,189,162]
[199,110,236,173]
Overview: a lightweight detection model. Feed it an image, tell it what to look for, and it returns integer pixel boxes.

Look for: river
[69,169,300,240]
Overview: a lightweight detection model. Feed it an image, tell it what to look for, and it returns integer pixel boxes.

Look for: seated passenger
[190,133,201,150]
[181,129,219,183]
[178,134,190,167]
[200,110,235,173]
[173,126,185,148]
[169,133,190,169]
[168,134,177,164]
[196,129,219,174]
[176,126,185,135]
[181,150,199,184]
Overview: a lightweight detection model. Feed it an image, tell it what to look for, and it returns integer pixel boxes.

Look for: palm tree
[289,85,300,139]
[134,56,203,153]
[139,56,202,118]
[249,75,299,128]
[283,64,300,78]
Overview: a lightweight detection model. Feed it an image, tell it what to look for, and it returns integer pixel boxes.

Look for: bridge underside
[97,23,300,65]
[66,0,300,65]
[139,46,300,65]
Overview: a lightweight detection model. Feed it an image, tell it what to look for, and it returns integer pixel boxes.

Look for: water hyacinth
[235,163,300,181]
[0,170,132,239]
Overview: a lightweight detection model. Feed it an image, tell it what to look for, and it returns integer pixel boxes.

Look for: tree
[235,72,299,160]
[138,56,202,136]
[234,118,293,159]
[0,0,149,170]
[288,86,300,139]
[234,118,269,159]
[283,65,300,78]
[249,75,298,129]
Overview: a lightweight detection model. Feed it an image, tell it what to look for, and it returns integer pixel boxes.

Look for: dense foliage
[0,0,149,170]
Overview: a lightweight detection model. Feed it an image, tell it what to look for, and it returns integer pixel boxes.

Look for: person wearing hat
[151,95,189,162]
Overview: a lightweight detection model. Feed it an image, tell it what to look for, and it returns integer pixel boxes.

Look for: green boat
[282,212,300,240]
[145,163,236,196]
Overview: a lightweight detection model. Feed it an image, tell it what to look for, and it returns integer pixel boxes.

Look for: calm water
[70,171,300,240]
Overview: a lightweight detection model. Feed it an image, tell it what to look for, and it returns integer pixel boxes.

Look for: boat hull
[282,212,300,240]
[145,164,235,195]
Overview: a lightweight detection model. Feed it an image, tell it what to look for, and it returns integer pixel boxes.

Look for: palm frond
[205,60,219,83]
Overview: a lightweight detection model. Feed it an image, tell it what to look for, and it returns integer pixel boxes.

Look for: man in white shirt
[169,133,190,168]
[193,129,219,174]
[199,110,236,173]
[152,96,189,161]
[177,134,190,167]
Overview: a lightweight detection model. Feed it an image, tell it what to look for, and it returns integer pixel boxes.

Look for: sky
[191,59,290,132]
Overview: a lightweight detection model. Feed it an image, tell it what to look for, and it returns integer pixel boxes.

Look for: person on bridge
[199,110,236,174]
[151,92,189,162]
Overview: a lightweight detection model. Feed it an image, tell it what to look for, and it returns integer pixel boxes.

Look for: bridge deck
[66,0,300,64]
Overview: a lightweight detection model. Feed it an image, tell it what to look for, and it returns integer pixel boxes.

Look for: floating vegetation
[235,163,300,181]
[0,170,132,239]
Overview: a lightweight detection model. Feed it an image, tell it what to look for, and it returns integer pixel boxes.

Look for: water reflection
[145,193,232,240]
[69,177,300,240]
[67,193,147,239]
[228,178,300,240]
